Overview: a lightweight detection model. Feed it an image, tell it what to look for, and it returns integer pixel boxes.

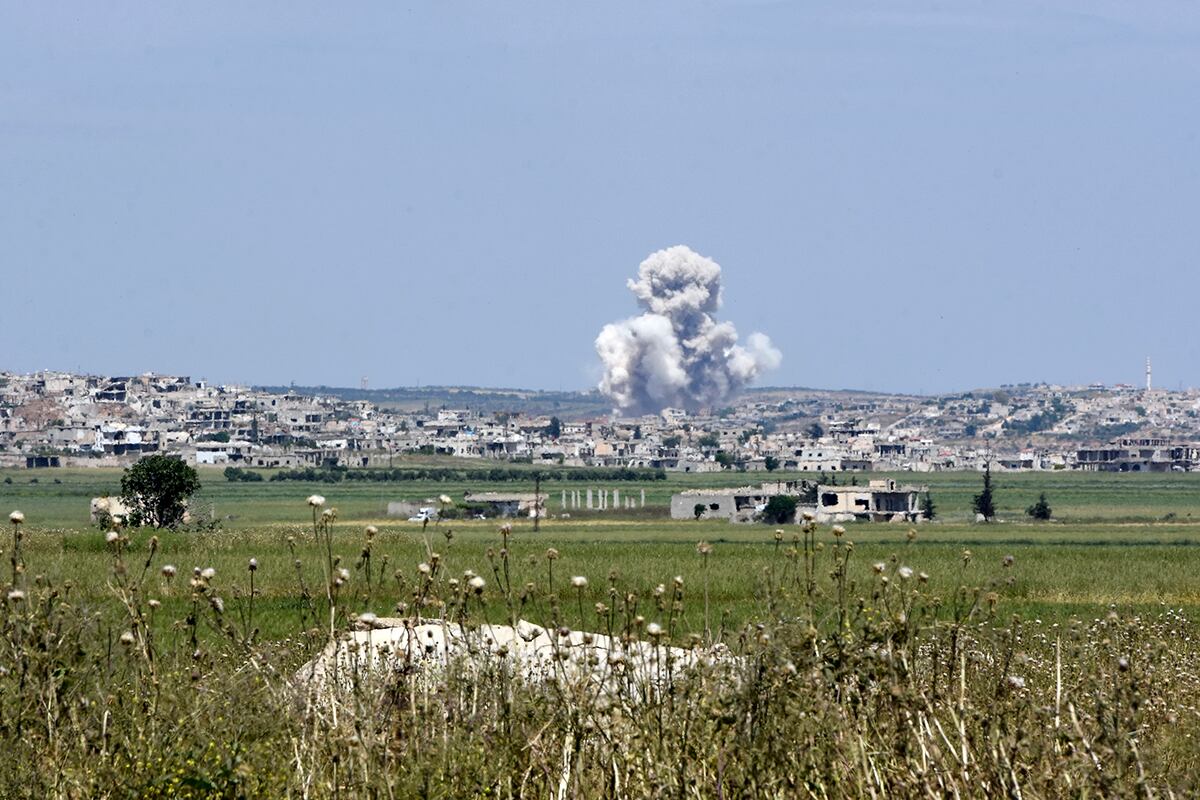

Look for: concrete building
[815,479,925,522]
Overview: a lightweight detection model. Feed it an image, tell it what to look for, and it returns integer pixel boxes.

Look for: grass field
[4,465,1200,794]
[4,466,1200,637]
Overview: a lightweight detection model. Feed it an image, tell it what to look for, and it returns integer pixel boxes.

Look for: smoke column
[595,245,781,416]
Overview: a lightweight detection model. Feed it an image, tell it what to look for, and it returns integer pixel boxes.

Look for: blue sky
[3,2,1198,393]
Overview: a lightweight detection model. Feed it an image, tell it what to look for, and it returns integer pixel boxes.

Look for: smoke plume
[595,245,781,416]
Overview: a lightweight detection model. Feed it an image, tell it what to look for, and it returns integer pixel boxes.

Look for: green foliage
[764,455,780,472]
[715,451,736,469]
[1027,492,1052,520]
[693,503,706,520]
[200,431,231,443]
[697,433,720,449]
[806,422,824,439]
[973,463,996,522]
[760,494,798,524]
[223,466,264,482]
[268,466,668,483]
[662,435,682,448]
[1003,397,1073,436]
[119,455,201,529]
[922,492,937,520]
[547,416,562,439]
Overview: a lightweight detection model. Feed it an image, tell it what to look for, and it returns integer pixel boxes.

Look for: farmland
[4,465,1200,795]
[5,466,1200,633]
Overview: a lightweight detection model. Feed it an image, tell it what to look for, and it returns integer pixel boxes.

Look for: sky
[3,2,1198,395]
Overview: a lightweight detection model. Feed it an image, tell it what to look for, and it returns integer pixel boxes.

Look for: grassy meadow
[3,466,1200,635]
[4,465,1200,795]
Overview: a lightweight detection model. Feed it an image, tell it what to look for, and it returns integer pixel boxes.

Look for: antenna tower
[1146,357,1152,392]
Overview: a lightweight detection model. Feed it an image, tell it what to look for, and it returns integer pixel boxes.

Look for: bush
[760,494,798,524]
[223,467,265,482]
[1026,493,1052,521]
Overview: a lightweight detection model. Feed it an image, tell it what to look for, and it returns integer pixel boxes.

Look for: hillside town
[4,370,1200,474]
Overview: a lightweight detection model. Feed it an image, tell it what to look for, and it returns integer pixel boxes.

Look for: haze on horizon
[3,3,1198,395]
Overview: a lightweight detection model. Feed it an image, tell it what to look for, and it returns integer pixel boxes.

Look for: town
[3,367,1198,475]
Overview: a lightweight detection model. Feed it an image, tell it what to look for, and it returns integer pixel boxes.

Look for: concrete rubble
[294,617,741,698]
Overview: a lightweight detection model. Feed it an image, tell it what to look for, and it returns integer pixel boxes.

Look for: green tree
[120,455,201,529]
[921,492,936,520]
[806,422,824,439]
[547,416,562,439]
[697,433,720,449]
[1026,493,1052,521]
[764,455,780,472]
[663,435,682,448]
[972,463,996,522]
[761,495,798,525]
[693,503,706,520]
[715,451,736,469]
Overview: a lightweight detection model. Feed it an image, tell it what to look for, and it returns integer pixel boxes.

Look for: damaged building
[815,479,925,523]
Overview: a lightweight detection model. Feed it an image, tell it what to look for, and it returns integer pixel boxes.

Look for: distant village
[4,370,1200,476]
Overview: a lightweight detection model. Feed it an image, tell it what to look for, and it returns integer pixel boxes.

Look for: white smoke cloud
[595,245,781,416]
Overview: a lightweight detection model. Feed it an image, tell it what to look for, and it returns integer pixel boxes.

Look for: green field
[4,466,1200,637]
[4,465,1200,794]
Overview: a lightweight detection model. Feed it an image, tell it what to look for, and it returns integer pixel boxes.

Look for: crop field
[4,466,1200,633]
[4,466,1200,795]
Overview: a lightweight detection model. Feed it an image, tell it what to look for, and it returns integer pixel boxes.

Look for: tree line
[226,465,668,484]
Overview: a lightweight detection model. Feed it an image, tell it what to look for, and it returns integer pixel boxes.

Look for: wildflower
[201,567,216,580]
[1118,657,1130,672]
[774,529,784,542]
[906,528,917,542]
[1007,675,1026,690]
[646,622,664,637]
[545,548,559,561]
[872,562,886,574]
[499,523,512,536]
[321,509,334,520]
[105,530,120,544]
[211,597,224,613]
[358,612,378,626]
[7,589,25,602]
[148,599,161,610]
[696,541,712,556]
[438,494,453,505]
[1003,554,1015,568]
[831,525,845,537]
[307,495,325,508]
[338,568,351,582]
[119,631,135,646]
[365,525,378,537]
[918,571,930,583]
[248,558,258,572]
[801,511,815,522]
[468,575,486,593]
[898,566,914,580]
[673,575,684,588]
[9,511,24,525]
[418,562,431,575]
[162,564,177,578]
[571,576,588,589]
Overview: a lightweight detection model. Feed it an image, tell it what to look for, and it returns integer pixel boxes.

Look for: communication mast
[1146,357,1152,392]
